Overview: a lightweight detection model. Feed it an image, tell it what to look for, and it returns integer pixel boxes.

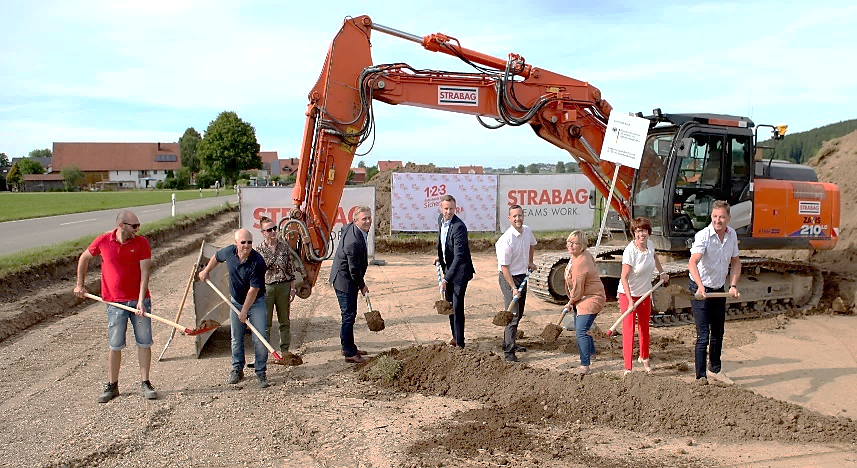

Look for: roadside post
[172,193,177,217]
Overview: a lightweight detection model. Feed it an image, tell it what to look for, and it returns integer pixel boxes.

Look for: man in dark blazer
[436,194,476,347]
[329,205,372,363]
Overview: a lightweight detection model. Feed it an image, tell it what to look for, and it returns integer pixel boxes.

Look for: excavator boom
[286,15,635,297]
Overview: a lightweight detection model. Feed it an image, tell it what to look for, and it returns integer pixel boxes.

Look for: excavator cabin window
[632,133,674,231]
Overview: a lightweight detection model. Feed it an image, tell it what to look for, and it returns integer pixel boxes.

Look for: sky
[2,0,856,169]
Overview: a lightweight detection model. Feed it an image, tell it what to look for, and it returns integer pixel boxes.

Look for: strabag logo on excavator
[798,201,821,215]
[438,86,478,106]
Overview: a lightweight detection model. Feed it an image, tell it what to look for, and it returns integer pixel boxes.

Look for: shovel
[540,306,571,343]
[203,279,287,365]
[695,291,740,299]
[492,270,532,327]
[434,263,454,315]
[159,241,205,361]
[605,278,665,337]
[85,293,219,336]
[363,292,385,332]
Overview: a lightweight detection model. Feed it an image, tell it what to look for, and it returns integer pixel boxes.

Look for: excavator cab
[631,113,755,251]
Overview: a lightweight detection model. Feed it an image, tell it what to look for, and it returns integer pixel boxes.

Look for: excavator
[280,15,840,325]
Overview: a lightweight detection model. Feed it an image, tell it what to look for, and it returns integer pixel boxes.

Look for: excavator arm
[284,15,635,298]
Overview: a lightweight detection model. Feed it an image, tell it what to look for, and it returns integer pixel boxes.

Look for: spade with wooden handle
[203,279,284,363]
[492,270,532,326]
[85,293,219,336]
[605,278,665,337]
[434,263,454,315]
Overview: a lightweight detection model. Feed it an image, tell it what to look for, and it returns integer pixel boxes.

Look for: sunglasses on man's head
[238,240,253,245]
[263,226,278,233]
[123,222,141,229]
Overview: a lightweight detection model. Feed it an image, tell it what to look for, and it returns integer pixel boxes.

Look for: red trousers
[619,293,652,370]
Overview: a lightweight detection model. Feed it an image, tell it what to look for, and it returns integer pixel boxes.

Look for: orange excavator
[281,15,839,324]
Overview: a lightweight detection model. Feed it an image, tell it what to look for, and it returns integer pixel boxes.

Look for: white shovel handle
[607,278,665,335]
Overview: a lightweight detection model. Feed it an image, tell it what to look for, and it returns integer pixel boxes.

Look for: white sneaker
[638,357,653,374]
[707,370,734,385]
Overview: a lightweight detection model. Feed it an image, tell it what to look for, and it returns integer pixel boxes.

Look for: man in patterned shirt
[255,216,296,357]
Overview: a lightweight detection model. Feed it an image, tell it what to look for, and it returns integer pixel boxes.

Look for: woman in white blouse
[618,217,669,375]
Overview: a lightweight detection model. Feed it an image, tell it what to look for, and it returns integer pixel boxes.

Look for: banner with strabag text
[239,186,376,258]
[497,174,596,232]
[392,173,497,232]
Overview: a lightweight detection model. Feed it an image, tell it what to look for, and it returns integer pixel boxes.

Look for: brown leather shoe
[344,354,366,364]
[341,349,368,356]
[448,338,457,346]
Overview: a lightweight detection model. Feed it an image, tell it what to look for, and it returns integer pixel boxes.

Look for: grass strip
[0,189,236,222]
[0,204,234,278]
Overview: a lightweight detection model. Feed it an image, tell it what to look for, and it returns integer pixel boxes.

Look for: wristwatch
[730,285,737,289]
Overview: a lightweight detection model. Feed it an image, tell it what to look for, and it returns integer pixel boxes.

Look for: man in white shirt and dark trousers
[688,200,741,385]
[496,205,537,362]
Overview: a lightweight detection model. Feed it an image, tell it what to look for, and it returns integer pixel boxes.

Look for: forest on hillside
[760,119,857,164]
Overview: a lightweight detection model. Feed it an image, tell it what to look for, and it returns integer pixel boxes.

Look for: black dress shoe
[505,353,519,362]
[513,345,528,353]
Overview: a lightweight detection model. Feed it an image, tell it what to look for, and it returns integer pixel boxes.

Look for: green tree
[6,162,22,190]
[17,158,45,175]
[197,111,261,184]
[179,127,202,173]
[366,165,379,182]
[357,160,366,169]
[527,163,539,174]
[0,153,9,167]
[556,161,566,173]
[27,148,51,159]
[516,164,525,173]
[61,164,85,191]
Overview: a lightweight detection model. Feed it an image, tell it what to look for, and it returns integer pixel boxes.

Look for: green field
[0,189,235,222]
[0,204,233,277]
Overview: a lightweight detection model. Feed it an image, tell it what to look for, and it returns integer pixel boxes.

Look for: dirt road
[1,230,856,467]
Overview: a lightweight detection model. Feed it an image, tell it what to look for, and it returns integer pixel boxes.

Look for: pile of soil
[368,345,857,465]
[806,130,857,277]
[366,163,445,236]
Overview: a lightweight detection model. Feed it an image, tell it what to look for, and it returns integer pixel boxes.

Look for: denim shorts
[106,298,154,351]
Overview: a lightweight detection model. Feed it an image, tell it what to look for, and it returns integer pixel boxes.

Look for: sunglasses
[262,226,278,233]
[123,222,141,229]
[238,240,253,245]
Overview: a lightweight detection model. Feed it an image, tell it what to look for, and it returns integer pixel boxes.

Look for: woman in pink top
[618,217,669,375]
[564,230,606,374]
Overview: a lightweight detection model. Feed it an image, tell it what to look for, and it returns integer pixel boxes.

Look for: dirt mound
[367,163,445,236]
[376,345,857,452]
[806,129,857,275]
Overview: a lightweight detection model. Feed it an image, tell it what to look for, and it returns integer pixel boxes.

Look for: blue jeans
[689,281,726,379]
[106,298,153,351]
[574,312,597,366]
[335,289,359,357]
[230,296,268,375]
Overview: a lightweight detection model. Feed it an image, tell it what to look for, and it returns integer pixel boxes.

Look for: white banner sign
[239,186,376,258]
[498,174,595,232]
[600,113,649,169]
[392,173,497,231]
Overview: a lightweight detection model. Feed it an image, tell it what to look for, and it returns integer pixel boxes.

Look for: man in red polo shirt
[74,209,157,403]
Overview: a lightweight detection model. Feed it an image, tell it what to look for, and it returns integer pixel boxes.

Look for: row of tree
[760,119,857,164]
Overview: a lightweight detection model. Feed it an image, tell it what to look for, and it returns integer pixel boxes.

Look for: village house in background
[52,142,182,190]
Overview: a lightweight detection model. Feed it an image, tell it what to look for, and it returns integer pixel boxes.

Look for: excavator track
[530,247,625,304]
[531,252,824,329]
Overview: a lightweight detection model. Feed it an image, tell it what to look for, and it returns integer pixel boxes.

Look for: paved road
[0,193,238,256]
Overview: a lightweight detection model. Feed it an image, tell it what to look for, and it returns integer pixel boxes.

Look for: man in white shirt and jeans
[496,204,537,362]
[688,200,741,385]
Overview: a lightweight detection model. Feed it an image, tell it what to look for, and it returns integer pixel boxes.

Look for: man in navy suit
[329,205,372,363]
[436,194,476,348]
